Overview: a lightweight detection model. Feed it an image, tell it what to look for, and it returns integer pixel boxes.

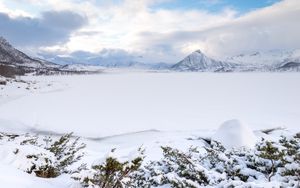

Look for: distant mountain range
[1,36,300,77]
[39,53,171,70]
[172,49,300,72]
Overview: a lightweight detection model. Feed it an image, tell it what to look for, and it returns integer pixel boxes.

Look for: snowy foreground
[0,73,300,187]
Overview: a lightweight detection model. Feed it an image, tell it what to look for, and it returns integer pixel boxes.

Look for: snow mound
[212,119,257,149]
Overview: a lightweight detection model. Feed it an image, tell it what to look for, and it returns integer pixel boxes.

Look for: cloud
[1,0,299,64]
[38,48,140,65]
[0,10,87,47]
[130,0,300,61]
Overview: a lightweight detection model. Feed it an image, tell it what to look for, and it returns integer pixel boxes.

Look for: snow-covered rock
[212,119,257,149]
[276,61,300,71]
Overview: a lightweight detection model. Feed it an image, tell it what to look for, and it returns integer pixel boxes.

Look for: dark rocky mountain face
[0,37,100,77]
[277,61,300,71]
[0,36,55,77]
[0,37,47,68]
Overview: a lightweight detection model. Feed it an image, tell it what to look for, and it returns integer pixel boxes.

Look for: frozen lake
[0,73,299,137]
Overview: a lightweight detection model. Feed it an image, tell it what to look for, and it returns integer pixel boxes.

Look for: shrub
[15,133,86,178]
[73,147,145,188]
[280,136,300,186]
[255,139,285,181]
[132,145,225,188]
[45,133,86,174]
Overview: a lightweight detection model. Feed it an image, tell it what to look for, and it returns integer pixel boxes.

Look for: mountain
[0,37,58,69]
[226,50,300,72]
[171,50,236,72]
[172,49,300,72]
[0,36,62,77]
[225,50,295,66]
[0,37,101,77]
[276,61,300,71]
[40,52,171,70]
[60,64,104,72]
[2,34,300,74]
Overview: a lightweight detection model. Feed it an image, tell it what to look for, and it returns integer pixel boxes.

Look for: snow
[0,73,300,137]
[212,119,257,149]
[60,64,104,72]
[0,72,299,187]
[0,163,72,188]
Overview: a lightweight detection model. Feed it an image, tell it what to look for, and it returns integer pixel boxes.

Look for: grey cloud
[134,0,300,60]
[39,48,141,65]
[0,10,87,47]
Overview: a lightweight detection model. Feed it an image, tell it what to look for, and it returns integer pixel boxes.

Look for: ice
[1,73,300,137]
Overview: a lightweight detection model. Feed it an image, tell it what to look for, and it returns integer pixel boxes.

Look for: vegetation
[1,131,299,187]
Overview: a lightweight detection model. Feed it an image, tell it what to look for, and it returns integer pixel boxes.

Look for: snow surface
[212,119,257,149]
[0,163,72,188]
[0,73,300,137]
[0,72,300,187]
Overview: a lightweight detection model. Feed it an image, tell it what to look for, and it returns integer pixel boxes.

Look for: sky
[0,0,299,64]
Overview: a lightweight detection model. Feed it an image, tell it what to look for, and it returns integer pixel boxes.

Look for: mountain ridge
[0,36,102,77]
[1,36,300,76]
[171,49,300,72]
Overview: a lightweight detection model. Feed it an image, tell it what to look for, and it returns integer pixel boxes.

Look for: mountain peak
[172,49,233,71]
[194,49,203,54]
[0,36,12,47]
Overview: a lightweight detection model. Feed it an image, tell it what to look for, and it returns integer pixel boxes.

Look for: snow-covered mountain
[41,53,172,70]
[60,64,104,72]
[172,50,236,72]
[172,49,300,72]
[276,61,300,71]
[225,49,300,72]
[225,50,299,65]
[0,37,104,77]
[0,37,57,69]
[2,34,300,74]
[0,36,64,77]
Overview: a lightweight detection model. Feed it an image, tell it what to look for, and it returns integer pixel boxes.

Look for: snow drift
[212,119,257,149]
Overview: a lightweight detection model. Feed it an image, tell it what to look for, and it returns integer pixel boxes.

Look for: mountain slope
[0,37,99,77]
[172,50,235,72]
[277,61,300,71]
[225,50,300,71]
[0,36,62,77]
[173,49,300,72]
[40,53,172,70]
[0,37,55,68]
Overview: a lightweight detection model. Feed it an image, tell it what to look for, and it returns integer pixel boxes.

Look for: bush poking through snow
[45,133,86,175]
[5,133,86,178]
[255,139,285,182]
[1,131,300,187]
[73,147,145,188]
[132,145,225,188]
[280,136,300,186]
[131,136,300,187]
